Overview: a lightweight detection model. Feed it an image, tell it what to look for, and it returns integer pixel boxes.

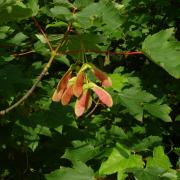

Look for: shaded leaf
[45,161,94,180]
[50,6,72,20]
[144,101,172,122]
[8,32,28,45]
[118,87,156,121]
[27,0,39,16]
[142,28,180,78]
[62,141,98,163]
[0,1,32,24]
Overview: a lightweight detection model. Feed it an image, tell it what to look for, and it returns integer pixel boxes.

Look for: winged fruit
[75,90,90,117]
[52,69,72,102]
[91,65,112,87]
[52,63,113,117]
[91,85,113,107]
[61,84,74,105]
[73,71,85,97]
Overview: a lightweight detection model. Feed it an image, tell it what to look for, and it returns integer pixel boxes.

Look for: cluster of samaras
[52,63,113,117]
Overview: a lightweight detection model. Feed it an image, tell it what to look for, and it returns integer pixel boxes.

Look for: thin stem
[11,50,143,57]
[57,50,143,55]
[0,24,71,116]
[13,50,35,57]
[86,99,100,117]
[0,53,55,116]
[32,16,53,52]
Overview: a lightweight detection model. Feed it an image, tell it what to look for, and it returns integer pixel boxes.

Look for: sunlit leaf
[99,143,144,179]
[146,146,172,170]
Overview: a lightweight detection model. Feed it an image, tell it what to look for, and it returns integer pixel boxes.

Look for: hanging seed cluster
[52,63,113,117]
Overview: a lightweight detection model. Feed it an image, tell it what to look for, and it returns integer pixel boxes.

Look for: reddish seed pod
[52,70,72,102]
[61,84,74,105]
[57,70,72,91]
[92,85,113,107]
[75,90,90,117]
[73,71,85,97]
[101,77,112,87]
[52,89,64,102]
[52,63,113,117]
[92,66,112,87]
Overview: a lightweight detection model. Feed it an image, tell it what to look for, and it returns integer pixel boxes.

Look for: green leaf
[55,55,70,66]
[99,143,144,179]
[27,0,39,16]
[118,87,156,121]
[175,115,180,121]
[76,1,122,31]
[46,21,68,29]
[146,146,172,170]
[53,0,72,7]
[8,32,28,45]
[35,34,46,43]
[99,147,128,175]
[34,41,50,56]
[45,161,94,180]
[13,121,40,151]
[117,86,172,122]
[1,55,14,62]
[62,141,98,163]
[133,136,162,151]
[117,170,128,180]
[174,147,180,156]
[64,34,105,51]
[0,1,32,24]
[144,101,172,122]
[13,120,52,151]
[0,25,12,39]
[50,6,72,20]
[130,167,167,180]
[142,28,180,78]
[110,74,128,92]
[161,169,178,180]
[109,125,128,140]
[76,2,102,29]
[74,0,94,9]
[129,167,177,180]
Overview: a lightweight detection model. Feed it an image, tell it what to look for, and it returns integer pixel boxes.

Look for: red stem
[58,50,143,55]
[10,50,143,57]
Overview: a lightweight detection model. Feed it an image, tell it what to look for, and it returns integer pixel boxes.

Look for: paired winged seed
[52,70,72,102]
[93,66,112,87]
[75,90,90,117]
[57,70,72,90]
[61,84,74,105]
[73,71,85,97]
[52,89,64,102]
[92,86,113,107]
[52,65,113,117]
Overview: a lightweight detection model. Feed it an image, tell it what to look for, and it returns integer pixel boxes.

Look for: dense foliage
[0,0,179,179]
